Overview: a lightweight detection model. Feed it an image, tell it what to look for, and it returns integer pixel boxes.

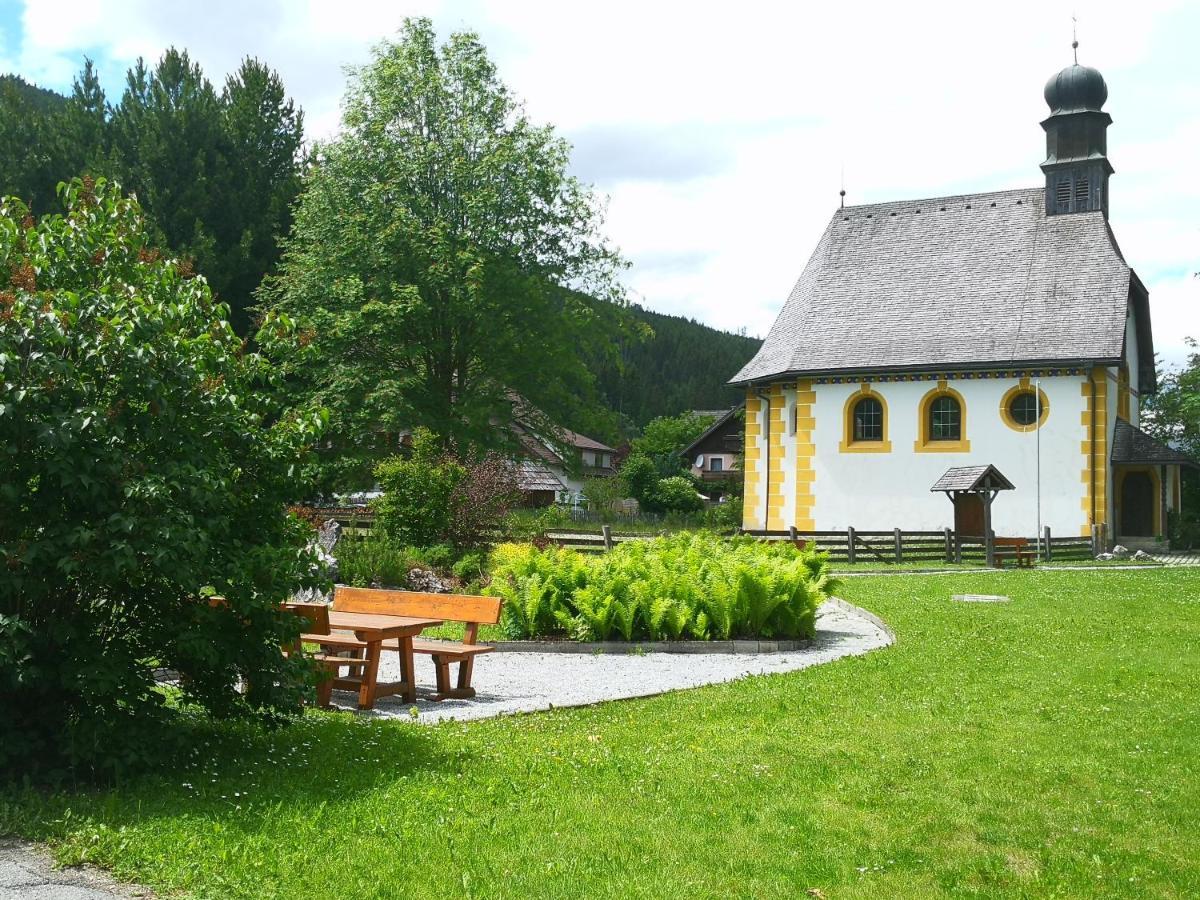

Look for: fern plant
[487,532,836,642]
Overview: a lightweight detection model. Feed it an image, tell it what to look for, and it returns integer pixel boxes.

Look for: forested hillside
[590,304,761,428]
[0,56,302,335]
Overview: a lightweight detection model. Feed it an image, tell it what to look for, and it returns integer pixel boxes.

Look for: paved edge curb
[485,597,893,654]
[488,637,813,655]
[825,596,896,645]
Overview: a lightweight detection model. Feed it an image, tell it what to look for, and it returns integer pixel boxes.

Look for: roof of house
[514,459,566,493]
[1111,419,1198,468]
[562,429,615,453]
[731,187,1153,388]
[930,464,1016,493]
[680,404,745,459]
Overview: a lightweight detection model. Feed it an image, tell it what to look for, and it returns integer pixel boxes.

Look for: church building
[732,54,1192,544]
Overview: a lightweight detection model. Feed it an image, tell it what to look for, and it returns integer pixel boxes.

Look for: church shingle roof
[1111,420,1197,468]
[930,465,1016,493]
[732,187,1144,384]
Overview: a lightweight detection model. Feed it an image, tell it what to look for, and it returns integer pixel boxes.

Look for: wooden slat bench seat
[993,537,1036,568]
[284,602,371,707]
[333,586,503,701]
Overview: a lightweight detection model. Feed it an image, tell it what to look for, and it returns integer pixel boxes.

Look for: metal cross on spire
[1072,13,1079,63]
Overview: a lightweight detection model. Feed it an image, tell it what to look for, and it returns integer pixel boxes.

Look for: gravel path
[330,598,894,722]
[0,840,152,899]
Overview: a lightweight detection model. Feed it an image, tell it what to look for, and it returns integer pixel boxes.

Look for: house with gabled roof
[680,405,744,485]
[731,52,1195,545]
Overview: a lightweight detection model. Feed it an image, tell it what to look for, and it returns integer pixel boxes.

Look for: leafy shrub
[373,431,463,547]
[630,412,714,476]
[488,533,835,642]
[334,535,420,588]
[0,180,324,780]
[373,429,518,549]
[334,537,464,588]
[582,475,627,511]
[501,505,570,542]
[452,552,487,582]
[655,476,704,513]
[703,499,742,530]
[620,454,706,514]
[620,454,659,509]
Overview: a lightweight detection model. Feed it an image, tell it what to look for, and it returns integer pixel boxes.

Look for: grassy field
[3,568,1199,898]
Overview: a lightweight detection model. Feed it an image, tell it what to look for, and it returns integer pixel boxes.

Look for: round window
[1008,391,1040,426]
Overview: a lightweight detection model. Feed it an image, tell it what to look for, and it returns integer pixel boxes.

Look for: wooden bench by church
[332,586,502,701]
[993,537,1035,568]
[283,601,370,708]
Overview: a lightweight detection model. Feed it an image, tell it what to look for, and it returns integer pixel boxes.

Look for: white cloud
[10,0,1198,370]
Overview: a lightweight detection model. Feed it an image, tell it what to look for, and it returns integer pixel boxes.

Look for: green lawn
[829,558,1161,573]
[4,569,1199,898]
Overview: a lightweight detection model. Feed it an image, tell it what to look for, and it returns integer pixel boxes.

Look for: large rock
[407,567,451,593]
[1111,544,1131,559]
[1132,549,1154,561]
[292,518,342,603]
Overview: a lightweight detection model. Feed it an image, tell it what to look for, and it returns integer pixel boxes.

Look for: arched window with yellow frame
[839,384,891,453]
[914,381,971,452]
[999,378,1050,433]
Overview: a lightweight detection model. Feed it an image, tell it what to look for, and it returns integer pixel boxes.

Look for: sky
[1,0,1197,371]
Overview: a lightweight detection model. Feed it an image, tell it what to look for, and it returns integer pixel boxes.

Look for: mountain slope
[591,303,761,428]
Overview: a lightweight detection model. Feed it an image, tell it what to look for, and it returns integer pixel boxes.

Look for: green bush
[501,505,570,541]
[373,431,463,547]
[655,476,704,513]
[620,454,706,515]
[488,533,835,642]
[703,499,742,530]
[0,180,324,780]
[334,535,420,588]
[373,429,518,549]
[452,551,487,582]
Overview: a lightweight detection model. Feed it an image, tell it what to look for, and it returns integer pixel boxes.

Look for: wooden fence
[547,525,1100,564]
[300,505,1102,565]
[745,526,1099,564]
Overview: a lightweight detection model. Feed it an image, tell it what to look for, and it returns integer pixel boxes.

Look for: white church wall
[809,375,1088,536]
[1125,311,1141,422]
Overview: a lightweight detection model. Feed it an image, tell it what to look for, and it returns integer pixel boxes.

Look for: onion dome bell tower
[1041,46,1112,217]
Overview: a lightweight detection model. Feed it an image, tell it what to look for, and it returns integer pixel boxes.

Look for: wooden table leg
[358,639,382,710]
[398,634,416,703]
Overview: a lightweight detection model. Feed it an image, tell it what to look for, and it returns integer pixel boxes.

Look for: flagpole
[1036,379,1042,558]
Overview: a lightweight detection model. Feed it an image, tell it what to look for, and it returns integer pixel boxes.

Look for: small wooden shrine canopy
[931,465,1015,567]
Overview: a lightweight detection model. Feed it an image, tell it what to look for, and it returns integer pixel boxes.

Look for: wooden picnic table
[325,610,443,709]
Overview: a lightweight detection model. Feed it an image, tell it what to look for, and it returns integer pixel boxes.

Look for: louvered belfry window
[1055,180,1071,207]
[1075,177,1089,205]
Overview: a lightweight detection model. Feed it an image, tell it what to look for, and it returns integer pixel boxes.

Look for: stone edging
[486,596,891,654]
[825,596,896,644]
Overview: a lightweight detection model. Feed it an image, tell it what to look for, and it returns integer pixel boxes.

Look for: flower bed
[487,532,836,642]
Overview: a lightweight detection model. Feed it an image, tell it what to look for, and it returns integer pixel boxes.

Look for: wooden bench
[284,602,371,707]
[332,586,502,701]
[993,537,1036,568]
